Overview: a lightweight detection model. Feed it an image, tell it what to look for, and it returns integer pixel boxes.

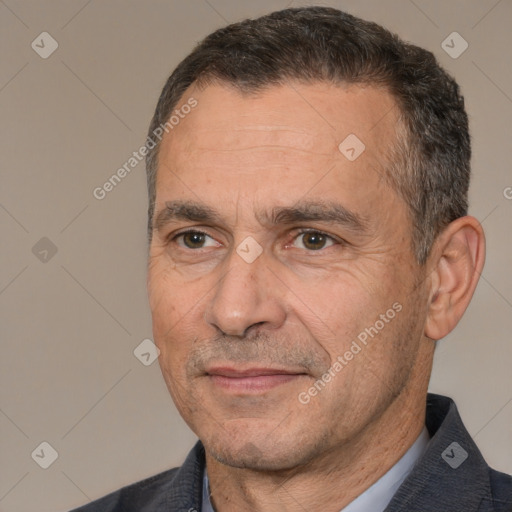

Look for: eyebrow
[154,201,223,232]
[153,199,367,233]
[264,201,366,232]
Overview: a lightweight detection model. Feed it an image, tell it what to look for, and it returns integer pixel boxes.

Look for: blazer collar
[384,393,494,511]
[166,440,205,511]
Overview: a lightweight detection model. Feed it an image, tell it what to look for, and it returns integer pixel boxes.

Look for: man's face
[147,82,430,470]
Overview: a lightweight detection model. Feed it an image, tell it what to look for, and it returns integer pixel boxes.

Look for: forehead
[162,81,398,159]
[154,81,405,230]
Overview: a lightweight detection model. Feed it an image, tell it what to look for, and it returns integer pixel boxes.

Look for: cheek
[288,271,383,355]
[148,252,190,316]
[148,263,191,356]
[148,261,218,380]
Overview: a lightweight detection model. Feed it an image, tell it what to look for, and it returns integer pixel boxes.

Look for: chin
[208,441,298,471]
[203,420,322,471]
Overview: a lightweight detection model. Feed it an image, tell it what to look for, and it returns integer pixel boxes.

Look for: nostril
[242,322,266,338]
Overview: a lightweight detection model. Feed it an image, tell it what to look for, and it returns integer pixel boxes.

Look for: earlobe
[424,216,486,341]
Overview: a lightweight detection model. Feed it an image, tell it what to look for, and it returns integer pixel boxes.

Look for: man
[72,6,512,512]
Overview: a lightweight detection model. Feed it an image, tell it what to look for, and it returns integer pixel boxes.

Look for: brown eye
[174,230,219,249]
[293,230,335,251]
[183,232,206,248]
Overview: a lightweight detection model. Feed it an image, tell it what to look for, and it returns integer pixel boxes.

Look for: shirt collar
[201,427,430,512]
[340,426,430,512]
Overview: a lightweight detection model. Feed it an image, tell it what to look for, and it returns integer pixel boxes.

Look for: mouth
[205,366,308,393]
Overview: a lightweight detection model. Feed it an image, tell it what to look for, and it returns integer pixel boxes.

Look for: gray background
[0,1,511,511]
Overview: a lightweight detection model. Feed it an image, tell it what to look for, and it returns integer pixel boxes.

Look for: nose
[203,247,286,337]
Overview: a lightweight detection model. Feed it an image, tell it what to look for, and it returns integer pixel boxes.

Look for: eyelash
[169,228,340,251]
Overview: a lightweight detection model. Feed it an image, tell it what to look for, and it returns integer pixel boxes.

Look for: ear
[424,216,486,341]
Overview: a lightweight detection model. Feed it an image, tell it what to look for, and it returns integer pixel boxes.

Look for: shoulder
[386,394,512,512]
[487,468,512,511]
[69,467,180,512]
[69,441,205,512]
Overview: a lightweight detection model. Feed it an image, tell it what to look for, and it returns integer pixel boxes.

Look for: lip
[206,366,307,393]
[206,366,304,377]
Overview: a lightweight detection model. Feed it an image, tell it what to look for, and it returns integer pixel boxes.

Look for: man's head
[145,7,484,472]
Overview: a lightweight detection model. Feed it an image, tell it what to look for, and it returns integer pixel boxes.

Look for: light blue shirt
[201,427,430,512]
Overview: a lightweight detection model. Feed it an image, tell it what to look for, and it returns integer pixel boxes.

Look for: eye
[172,230,220,249]
[291,230,337,251]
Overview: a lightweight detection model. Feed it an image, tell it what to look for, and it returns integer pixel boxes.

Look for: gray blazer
[70,394,512,511]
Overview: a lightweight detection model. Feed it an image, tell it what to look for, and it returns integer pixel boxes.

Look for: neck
[205,371,430,512]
